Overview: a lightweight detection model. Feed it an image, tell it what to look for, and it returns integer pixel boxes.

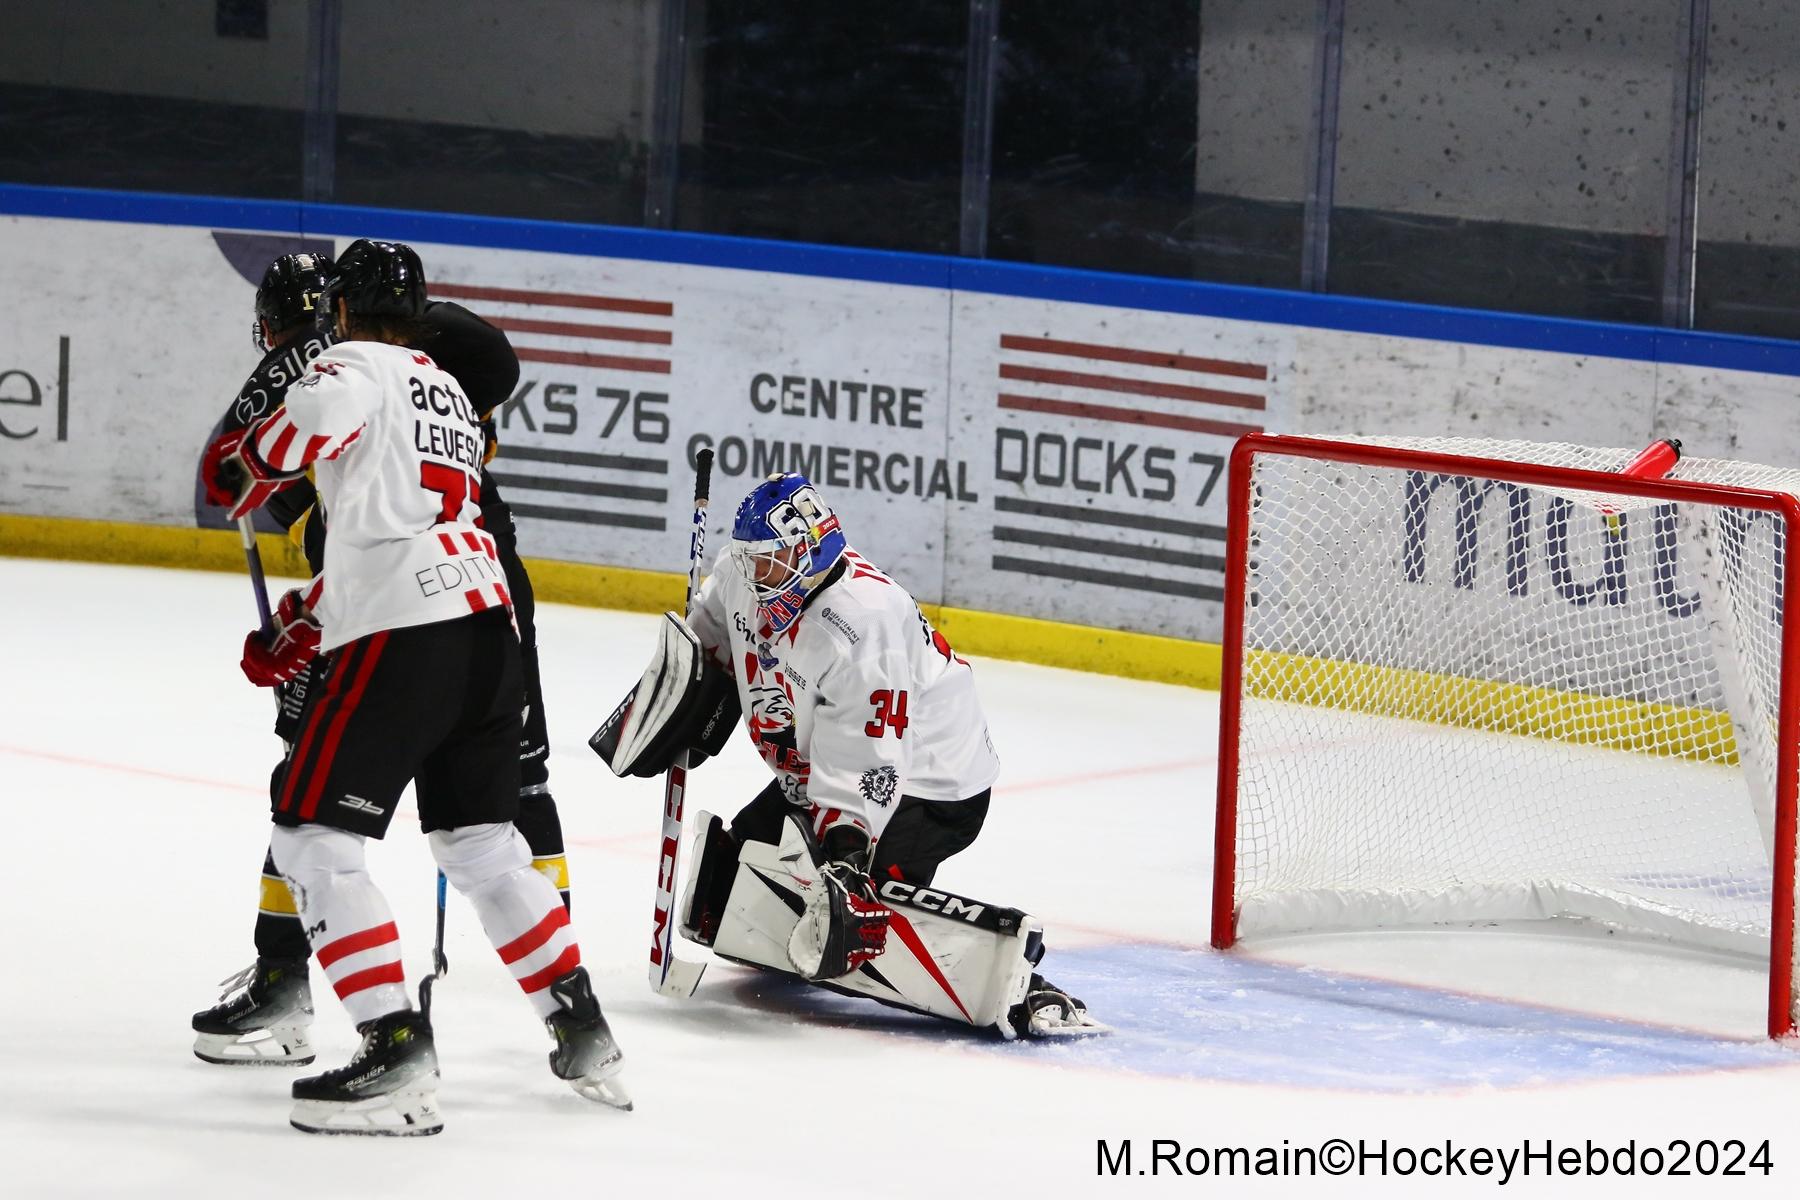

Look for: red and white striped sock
[473,867,581,1020]
[270,825,409,1026]
[315,916,408,1026]
[431,823,581,1019]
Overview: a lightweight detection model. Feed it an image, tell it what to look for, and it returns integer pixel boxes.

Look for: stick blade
[650,957,707,999]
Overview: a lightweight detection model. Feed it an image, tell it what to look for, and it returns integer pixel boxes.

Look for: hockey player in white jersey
[594,472,1101,1037]
[209,240,629,1134]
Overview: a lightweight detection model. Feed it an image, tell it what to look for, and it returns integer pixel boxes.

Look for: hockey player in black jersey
[191,251,575,1067]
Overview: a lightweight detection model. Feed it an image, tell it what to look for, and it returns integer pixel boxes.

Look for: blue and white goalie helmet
[730,473,847,631]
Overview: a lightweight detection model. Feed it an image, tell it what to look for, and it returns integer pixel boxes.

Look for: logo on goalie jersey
[858,765,898,808]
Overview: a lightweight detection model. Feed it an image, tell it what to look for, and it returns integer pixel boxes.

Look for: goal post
[1210,433,1800,1039]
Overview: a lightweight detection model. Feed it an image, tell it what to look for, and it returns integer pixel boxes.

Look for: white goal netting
[1219,435,1800,1034]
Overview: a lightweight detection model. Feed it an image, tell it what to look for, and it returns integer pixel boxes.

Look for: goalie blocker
[589,613,739,777]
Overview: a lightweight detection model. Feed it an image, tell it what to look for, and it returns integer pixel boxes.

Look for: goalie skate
[288,1009,442,1137]
[1011,974,1110,1039]
[190,957,314,1066]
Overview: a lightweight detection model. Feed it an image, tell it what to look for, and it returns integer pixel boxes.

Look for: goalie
[593,472,1101,1038]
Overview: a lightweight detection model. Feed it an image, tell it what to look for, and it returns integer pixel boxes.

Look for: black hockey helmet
[320,239,428,330]
[253,251,335,351]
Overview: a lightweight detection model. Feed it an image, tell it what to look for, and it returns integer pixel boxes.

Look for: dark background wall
[3,0,1795,339]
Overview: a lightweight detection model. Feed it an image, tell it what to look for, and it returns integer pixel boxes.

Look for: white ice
[2,558,1797,1198]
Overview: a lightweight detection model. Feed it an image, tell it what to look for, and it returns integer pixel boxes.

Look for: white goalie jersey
[243,340,507,651]
[689,546,1000,846]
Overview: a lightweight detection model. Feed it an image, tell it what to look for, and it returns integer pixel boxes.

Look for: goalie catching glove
[590,612,739,777]
[787,824,892,980]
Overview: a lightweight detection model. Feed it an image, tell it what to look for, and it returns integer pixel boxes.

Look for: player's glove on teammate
[788,825,891,980]
[241,589,322,687]
[202,421,304,519]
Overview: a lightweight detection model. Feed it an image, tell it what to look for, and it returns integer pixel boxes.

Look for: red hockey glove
[202,423,303,520]
[241,589,322,687]
[787,855,891,980]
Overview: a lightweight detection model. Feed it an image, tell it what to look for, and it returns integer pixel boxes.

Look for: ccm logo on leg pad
[878,881,985,923]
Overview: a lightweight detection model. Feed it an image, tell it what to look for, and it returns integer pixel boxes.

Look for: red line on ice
[0,744,265,796]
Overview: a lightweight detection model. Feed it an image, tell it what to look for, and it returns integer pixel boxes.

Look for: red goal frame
[1208,433,1800,1039]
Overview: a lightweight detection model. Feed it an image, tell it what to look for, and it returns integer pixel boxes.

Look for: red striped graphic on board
[996,332,1270,436]
[428,281,675,375]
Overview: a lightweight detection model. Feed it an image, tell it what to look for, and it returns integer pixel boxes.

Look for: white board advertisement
[4,209,1798,648]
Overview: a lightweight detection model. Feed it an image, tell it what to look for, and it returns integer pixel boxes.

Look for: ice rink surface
[3,557,1798,1198]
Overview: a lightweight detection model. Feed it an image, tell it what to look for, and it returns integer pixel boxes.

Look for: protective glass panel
[673,0,965,253]
[988,0,1218,280]
[1330,0,1681,322]
[0,0,306,198]
[1190,0,1314,288]
[334,1,655,225]
[1693,0,1800,341]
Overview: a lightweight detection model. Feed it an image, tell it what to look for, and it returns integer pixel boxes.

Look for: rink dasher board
[8,199,1800,650]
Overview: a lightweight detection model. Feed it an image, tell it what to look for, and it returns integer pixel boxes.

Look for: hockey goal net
[1210,434,1800,1038]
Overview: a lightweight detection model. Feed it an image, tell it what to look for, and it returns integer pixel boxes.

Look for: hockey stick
[235,513,290,732]
[648,447,715,998]
[421,870,448,1020]
[235,513,275,633]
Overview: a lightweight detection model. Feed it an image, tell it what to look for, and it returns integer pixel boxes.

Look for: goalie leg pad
[710,813,1043,1036]
[679,811,741,945]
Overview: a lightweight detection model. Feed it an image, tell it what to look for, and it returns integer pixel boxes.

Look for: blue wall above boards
[8,181,1800,381]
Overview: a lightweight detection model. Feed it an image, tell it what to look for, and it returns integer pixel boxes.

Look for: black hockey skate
[545,967,632,1111]
[289,1008,442,1137]
[1010,974,1110,1039]
[191,957,314,1066]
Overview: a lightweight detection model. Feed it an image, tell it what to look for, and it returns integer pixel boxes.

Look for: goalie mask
[730,474,847,635]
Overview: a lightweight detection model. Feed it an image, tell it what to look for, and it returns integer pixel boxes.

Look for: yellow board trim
[0,513,1222,689]
[259,875,299,916]
[1246,648,1741,766]
[0,513,1749,761]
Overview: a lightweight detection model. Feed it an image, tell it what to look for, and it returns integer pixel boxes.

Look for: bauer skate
[544,967,632,1111]
[191,957,314,1066]
[288,1009,442,1136]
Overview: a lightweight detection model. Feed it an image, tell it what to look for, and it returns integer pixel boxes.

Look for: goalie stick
[648,448,715,998]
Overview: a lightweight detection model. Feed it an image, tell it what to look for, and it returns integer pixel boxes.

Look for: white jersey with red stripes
[247,339,507,652]
[689,546,1000,848]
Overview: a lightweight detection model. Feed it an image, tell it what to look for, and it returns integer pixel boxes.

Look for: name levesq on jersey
[249,341,508,651]
[689,547,1000,844]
